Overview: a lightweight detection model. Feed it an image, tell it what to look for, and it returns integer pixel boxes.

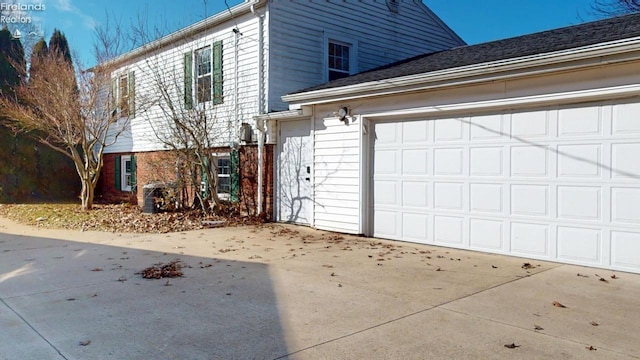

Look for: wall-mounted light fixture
[336,106,349,124]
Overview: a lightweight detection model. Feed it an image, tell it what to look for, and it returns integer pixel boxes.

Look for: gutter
[251,1,266,217]
[282,36,640,105]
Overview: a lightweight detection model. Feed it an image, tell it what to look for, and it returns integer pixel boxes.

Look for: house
[97,0,465,215]
[276,13,640,274]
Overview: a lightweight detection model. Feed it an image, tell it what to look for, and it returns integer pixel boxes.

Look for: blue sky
[7,0,602,67]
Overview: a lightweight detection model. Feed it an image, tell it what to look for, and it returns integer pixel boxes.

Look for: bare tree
[592,0,640,15]
[107,13,240,215]
[0,48,128,210]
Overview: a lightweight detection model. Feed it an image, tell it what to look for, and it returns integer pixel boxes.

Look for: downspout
[252,1,266,216]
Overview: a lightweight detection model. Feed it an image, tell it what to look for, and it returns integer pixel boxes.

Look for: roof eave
[103,0,265,69]
[282,36,640,106]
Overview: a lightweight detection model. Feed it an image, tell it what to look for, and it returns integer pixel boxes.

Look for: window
[195,47,211,103]
[200,151,239,202]
[184,41,223,109]
[115,155,136,192]
[328,41,350,81]
[216,155,231,197]
[111,71,135,118]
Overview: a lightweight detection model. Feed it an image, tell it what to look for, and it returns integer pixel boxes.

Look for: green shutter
[184,52,193,110]
[212,41,223,105]
[111,77,118,113]
[114,156,121,191]
[230,149,239,202]
[130,155,137,190]
[128,71,135,118]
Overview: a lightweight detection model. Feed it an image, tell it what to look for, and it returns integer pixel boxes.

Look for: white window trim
[194,45,212,104]
[323,33,358,82]
[121,155,133,192]
[213,152,231,201]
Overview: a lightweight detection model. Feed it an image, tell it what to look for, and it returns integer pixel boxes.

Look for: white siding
[106,12,261,154]
[267,0,464,111]
[313,115,362,233]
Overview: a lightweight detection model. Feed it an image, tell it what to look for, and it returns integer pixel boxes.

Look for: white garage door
[372,101,640,273]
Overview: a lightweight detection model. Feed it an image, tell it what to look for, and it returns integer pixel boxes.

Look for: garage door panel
[470,184,503,213]
[434,216,463,245]
[470,218,503,251]
[374,122,399,144]
[374,149,398,175]
[511,222,549,256]
[373,210,400,239]
[558,106,602,137]
[434,182,463,210]
[372,102,640,273]
[470,147,503,176]
[402,181,429,208]
[612,103,640,135]
[373,180,398,206]
[402,213,430,242]
[511,185,549,217]
[611,231,640,270]
[434,148,464,176]
[611,187,640,224]
[402,120,429,143]
[557,144,602,178]
[511,111,549,138]
[511,145,549,177]
[470,114,504,140]
[435,118,464,142]
[611,143,640,179]
[402,149,429,175]
[557,226,601,263]
[557,186,601,221]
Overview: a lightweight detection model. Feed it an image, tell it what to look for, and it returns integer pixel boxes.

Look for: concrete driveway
[1,217,639,360]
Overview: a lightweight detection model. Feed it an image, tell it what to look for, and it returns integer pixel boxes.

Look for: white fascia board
[101,1,265,69]
[253,109,305,122]
[282,37,640,106]
[362,84,640,120]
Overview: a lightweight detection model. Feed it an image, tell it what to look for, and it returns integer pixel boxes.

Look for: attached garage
[279,13,640,273]
[370,102,640,272]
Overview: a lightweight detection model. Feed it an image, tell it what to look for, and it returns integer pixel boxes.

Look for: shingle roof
[294,12,640,94]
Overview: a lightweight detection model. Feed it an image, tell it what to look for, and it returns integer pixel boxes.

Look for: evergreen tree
[0,26,25,96]
[48,29,72,64]
[29,37,48,80]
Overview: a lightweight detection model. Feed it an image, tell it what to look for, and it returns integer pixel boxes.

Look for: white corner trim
[362,84,640,119]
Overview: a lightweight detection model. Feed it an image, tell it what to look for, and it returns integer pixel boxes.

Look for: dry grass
[0,203,211,233]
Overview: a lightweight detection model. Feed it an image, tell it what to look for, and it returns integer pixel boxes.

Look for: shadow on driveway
[0,232,288,360]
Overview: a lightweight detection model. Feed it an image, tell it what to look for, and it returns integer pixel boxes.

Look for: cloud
[51,0,96,30]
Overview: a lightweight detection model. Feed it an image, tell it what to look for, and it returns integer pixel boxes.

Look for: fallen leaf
[611,274,618,279]
[436,267,442,271]
[577,273,589,277]
[338,283,343,287]
[534,325,544,331]
[91,268,103,272]
[330,272,336,277]
[66,298,76,301]
[552,301,567,308]
[117,276,127,282]
[79,340,91,346]
[599,277,609,283]
[492,265,498,269]
[522,263,535,269]
[586,345,597,351]
[590,321,599,326]
[164,280,171,286]
[504,343,520,349]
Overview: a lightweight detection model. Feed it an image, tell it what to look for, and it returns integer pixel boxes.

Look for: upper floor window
[184,40,223,109]
[111,71,135,118]
[328,41,350,81]
[196,47,212,103]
